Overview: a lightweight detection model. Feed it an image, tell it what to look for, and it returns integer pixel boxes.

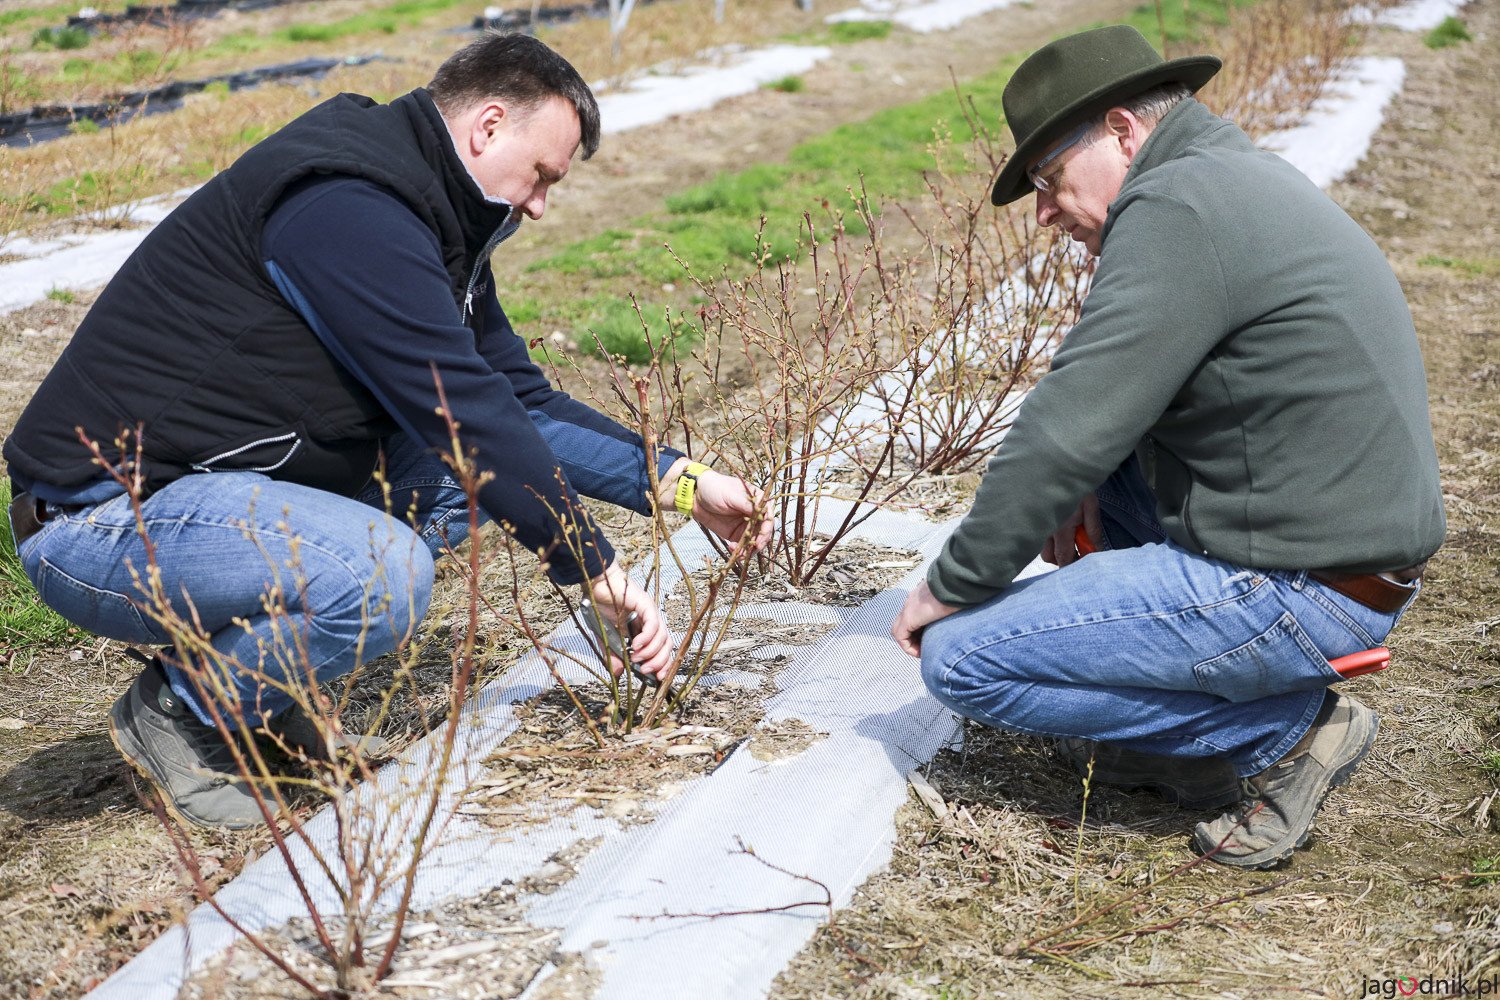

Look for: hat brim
[989,55,1223,206]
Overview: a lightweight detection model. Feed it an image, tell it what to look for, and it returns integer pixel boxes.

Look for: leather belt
[1310,562,1425,615]
[7,489,88,549]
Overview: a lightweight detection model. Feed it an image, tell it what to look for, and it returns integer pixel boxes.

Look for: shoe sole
[108,699,264,832]
[1196,710,1380,869]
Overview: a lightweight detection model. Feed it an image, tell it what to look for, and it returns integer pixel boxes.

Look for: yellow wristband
[674,462,710,515]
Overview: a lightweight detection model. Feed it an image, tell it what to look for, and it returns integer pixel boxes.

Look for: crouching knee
[366,540,436,650]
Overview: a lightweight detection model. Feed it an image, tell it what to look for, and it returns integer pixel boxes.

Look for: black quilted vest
[4,88,511,496]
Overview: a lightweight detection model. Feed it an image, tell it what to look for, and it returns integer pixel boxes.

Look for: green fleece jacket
[928,98,1445,607]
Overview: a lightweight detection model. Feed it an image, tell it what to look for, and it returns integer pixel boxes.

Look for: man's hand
[587,561,673,680]
[892,579,961,659]
[660,460,774,555]
[1041,493,1103,567]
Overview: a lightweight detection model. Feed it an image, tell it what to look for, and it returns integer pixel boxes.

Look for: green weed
[32,25,90,50]
[1477,749,1500,779]
[765,75,805,93]
[1419,253,1495,276]
[70,116,100,135]
[1471,856,1500,887]
[0,480,81,667]
[1424,16,1471,49]
[44,287,75,303]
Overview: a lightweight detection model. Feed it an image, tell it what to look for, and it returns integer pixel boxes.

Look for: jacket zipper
[462,211,519,324]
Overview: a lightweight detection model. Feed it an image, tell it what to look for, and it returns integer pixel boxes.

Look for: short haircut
[1076,82,1194,148]
[428,32,601,160]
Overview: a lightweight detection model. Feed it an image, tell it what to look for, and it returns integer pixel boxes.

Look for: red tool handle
[1329,647,1389,679]
[1074,524,1097,557]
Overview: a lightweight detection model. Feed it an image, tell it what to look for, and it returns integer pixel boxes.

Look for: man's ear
[1105,107,1148,163]
[470,101,507,155]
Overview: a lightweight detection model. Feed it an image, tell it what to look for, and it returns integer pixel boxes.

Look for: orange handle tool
[1074,524,1097,557]
[1328,647,1389,679]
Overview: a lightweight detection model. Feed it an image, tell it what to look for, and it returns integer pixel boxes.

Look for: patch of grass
[578,298,699,364]
[1424,15,1471,49]
[765,74,805,93]
[44,286,74,303]
[828,19,894,43]
[70,117,100,135]
[504,296,544,326]
[529,0,1230,290]
[1419,253,1496,276]
[31,25,90,50]
[1471,856,1500,887]
[0,480,80,666]
[32,165,149,215]
[270,0,466,46]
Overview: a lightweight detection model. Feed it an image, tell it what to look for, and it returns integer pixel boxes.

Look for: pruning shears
[578,597,660,688]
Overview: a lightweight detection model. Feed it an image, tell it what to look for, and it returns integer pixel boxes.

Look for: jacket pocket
[1193,612,1340,703]
[190,427,304,473]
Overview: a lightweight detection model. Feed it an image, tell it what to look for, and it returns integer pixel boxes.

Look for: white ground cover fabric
[596,45,831,134]
[80,9,1429,996]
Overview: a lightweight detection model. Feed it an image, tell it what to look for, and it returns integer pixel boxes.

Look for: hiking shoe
[108,659,267,830]
[1056,738,1241,810]
[261,704,391,763]
[1192,691,1379,868]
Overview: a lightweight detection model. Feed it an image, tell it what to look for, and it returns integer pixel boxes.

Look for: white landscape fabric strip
[597,45,831,134]
[826,0,1021,32]
[1360,0,1470,30]
[1258,57,1405,190]
[0,188,192,314]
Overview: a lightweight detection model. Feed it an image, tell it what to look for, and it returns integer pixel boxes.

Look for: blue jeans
[920,456,1418,777]
[14,435,477,727]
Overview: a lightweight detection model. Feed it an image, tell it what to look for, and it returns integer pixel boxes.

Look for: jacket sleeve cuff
[925,560,997,609]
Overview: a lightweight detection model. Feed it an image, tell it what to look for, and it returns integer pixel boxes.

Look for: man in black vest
[4,34,767,829]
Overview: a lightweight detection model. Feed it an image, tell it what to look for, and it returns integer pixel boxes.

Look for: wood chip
[411,938,510,967]
[665,745,715,757]
[908,770,948,820]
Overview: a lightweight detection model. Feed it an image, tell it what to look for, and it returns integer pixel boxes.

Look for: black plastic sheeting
[469,0,663,31]
[0,55,388,147]
[64,0,317,33]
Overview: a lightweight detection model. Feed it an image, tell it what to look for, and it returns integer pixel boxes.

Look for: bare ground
[771,5,1500,997]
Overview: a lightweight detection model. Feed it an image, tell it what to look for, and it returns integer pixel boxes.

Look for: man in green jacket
[892,25,1444,867]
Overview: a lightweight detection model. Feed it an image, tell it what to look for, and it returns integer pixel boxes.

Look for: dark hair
[428,32,601,160]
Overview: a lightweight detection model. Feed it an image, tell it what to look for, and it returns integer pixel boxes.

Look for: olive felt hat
[990,25,1221,205]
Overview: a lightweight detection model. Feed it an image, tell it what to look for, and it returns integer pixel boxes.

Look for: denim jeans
[13,435,476,726]
[920,456,1418,777]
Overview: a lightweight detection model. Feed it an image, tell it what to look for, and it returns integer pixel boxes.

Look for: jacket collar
[1121,97,1229,182]
[396,88,517,262]
[1100,98,1231,246]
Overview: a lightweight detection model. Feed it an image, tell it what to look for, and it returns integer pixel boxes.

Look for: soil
[0,0,1495,998]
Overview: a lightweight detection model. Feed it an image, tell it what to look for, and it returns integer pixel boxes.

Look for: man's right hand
[1041,493,1103,567]
[586,561,673,680]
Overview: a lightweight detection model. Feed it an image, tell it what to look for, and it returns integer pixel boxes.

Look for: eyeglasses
[1028,122,1094,195]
